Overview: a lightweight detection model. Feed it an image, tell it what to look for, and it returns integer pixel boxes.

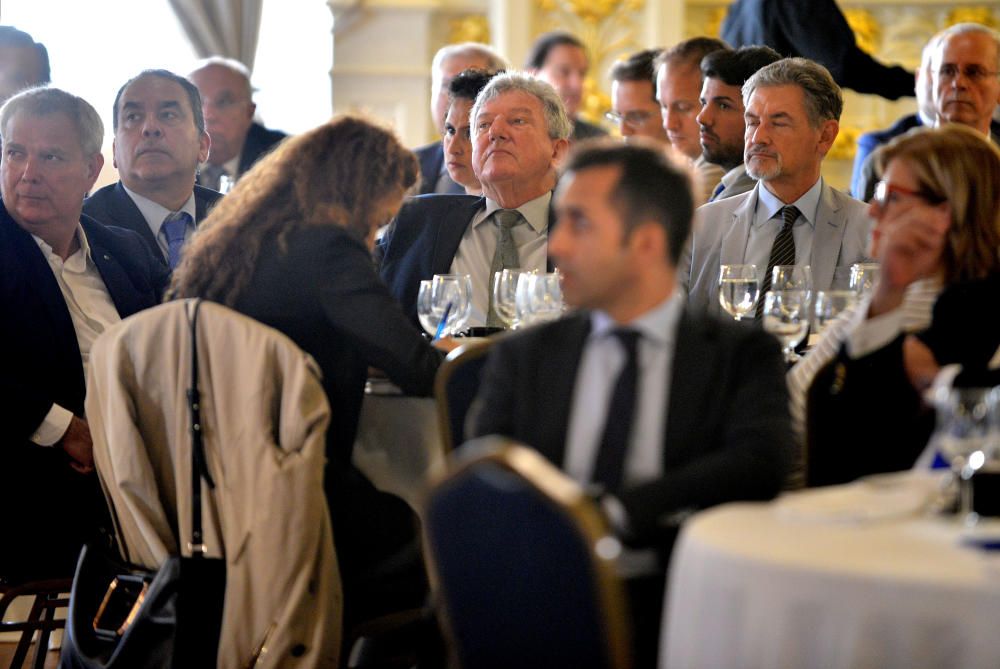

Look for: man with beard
[696,46,780,201]
[683,58,872,316]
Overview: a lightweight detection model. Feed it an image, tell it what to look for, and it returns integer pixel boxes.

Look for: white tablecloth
[352,385,444,512]
[660,474,1000,669]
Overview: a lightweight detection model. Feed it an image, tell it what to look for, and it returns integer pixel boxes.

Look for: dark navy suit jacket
[471,309,792,548]
[237,122,287,176]
[414,141,463,195]
[0,203,168,579]
[378,193,556,324]
[83,181,222,265]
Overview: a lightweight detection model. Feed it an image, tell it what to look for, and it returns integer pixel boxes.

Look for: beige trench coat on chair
[86,300,341,668]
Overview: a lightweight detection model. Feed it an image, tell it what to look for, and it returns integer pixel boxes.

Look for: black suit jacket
[0,203,168,579]
[237,122,287,176]
[379,193,556,324]
[82,181,222,265]
[722,0,914,100]
[472,309,791,547]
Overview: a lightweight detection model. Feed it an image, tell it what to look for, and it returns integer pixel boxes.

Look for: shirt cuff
[845,297,906,358]
[30,404,74,446]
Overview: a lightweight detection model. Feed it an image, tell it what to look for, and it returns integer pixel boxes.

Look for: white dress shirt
[121,184,197,262]
[450,192,551,326]
[30,224,122,446]
[744,178,823,274]
[564,293,684,488]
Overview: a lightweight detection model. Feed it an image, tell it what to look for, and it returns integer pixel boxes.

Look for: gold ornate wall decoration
[706,8,728,39]
[448,15,490,45]
[536,0,645,125]
[843,9,880,56]
[945,7,997,29]
[829,126,861,162]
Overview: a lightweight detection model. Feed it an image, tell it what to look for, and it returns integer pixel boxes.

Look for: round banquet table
[659,474,1000,669]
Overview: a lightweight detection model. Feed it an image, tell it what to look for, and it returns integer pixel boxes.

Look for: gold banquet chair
[422,438,632,669]
[0,578,71,669]
[434,340,494,453]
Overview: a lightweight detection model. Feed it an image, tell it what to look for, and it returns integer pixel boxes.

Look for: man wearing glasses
[606,49,668,144]
[931,23,1000,142]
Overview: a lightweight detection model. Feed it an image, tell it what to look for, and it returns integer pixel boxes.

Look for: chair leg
[10,594,43,669]
[31,599,55,669]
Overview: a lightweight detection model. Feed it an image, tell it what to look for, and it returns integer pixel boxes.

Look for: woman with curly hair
[171,115,451,637]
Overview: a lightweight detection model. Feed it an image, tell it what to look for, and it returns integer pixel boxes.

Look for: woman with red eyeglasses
[788,124,1000,487]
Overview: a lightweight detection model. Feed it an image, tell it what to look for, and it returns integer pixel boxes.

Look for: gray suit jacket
[682,181,873,316]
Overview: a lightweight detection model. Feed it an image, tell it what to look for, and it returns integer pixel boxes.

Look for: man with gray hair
[0,86,167,580]
[415,42,508,194]
[83,69,221,269]
[683,57,872,316]
[189,56,287,190]
[381,72,570,327]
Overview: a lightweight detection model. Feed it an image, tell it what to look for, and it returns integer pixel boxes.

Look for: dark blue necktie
[162,211,192,269]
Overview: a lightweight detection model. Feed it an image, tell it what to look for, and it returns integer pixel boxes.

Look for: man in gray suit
[683,58,872,316]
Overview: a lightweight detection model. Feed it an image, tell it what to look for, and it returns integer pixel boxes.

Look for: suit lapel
[662,312,716,467]
[810,182,848,292]
[430,196,485,275]
[541,315,591,466]
[719,187,757,266]
[111,183,162,257]
[545,196,556,272]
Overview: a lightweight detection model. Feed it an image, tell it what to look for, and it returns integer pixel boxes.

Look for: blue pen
[433,301,453,341]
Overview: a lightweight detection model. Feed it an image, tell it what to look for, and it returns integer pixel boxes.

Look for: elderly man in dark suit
[470,141,791,665]
[83,69,221,269]
[188,57,287,190]
[0,87,168,582]
[380,72,570,328]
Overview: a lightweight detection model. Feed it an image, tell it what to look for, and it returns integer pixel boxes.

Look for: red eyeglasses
[872,181,947,208]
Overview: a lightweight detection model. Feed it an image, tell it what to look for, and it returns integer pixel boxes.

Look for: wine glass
[930,386,1000,526]
[514,271,538,328]
[770,264,812,294]
[492,269,524,329]
[813,290,856,336]
[526,272,564,324]
[416,280,441,337]
[761,290,809,363]
[850,262,880,297]
[431,274,472,337]
[718,264,759,321]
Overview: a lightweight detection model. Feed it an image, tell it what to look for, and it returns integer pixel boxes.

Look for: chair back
[84,299,341,668]
[422,439,632,669]
[434,340,493,452]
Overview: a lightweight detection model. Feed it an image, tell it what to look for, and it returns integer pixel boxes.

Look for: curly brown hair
[169,115,418,305]
[877,124,1000,284]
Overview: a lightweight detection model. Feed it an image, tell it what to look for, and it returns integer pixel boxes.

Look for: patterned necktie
[162,211,193,269]
[486,209,524,327]
[593,329,642,494]
[755,205,799,320]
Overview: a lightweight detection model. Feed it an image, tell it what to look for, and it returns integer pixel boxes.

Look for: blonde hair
[170,115,417,305]
[877,124,1000,283]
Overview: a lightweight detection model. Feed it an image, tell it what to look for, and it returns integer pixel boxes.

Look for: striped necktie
[755,205,799,320]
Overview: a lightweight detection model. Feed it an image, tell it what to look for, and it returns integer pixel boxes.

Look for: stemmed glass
[526,272,564,324]
[416,280,441,337]
[514,270,538,328]
[761,290,809,363]
[492,269,525,329]
[813,290,856,336]
[770,264,812,295]
[718,264,759,321]
[850,262,880,297]
[930,386,1000,526]
[430,273,472,337]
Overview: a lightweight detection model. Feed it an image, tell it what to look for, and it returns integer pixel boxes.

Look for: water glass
[431,273,472,337]
[761,290,809,363]
[930,386,1000,525]
[492,269,524,328]
[850,262,880,297]
[718,264,759,321]
[514,271,538,328]
[526,272,564,324]
[416,280,440,337]
[813,290,856,336]
[770,264,813,294]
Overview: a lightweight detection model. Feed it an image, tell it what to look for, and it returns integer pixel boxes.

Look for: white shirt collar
[753,177,823,229]
[476,192,551,235]
[588,291,685,348]
[121,183,197,236]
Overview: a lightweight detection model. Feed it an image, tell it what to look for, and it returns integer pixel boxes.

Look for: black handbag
[61,299,227,669]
